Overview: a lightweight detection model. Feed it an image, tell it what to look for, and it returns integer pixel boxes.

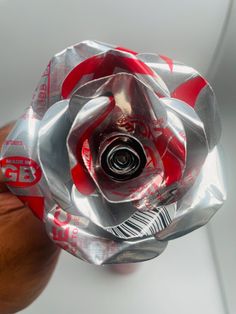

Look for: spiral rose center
[100,136,146,181]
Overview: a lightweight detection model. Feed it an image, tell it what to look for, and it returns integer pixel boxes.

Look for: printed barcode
[106,203,176,239]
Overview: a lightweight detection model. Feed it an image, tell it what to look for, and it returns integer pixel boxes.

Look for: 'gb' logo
[0,156,42,188]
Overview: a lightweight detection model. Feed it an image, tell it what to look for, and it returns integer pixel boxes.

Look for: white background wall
[0,0,235,313]
[0,0,229,125]
[210,1,236,312]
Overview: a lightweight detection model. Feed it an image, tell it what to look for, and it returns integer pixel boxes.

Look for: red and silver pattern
[0,40,226,264]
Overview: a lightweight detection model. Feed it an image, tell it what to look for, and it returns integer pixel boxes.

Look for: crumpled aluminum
[0,40,226,265]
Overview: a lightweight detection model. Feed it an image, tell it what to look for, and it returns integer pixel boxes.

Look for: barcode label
[106,203,176,239]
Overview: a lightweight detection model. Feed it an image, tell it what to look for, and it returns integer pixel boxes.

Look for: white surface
[22,228,225,314]
[208,113,236,314]
[0,0,229,125]
[209,1,236,312]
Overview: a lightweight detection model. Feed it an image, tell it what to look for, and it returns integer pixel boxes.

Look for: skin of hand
[0,123,60,314]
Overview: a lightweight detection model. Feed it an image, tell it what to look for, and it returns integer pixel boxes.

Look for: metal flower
[0,41,226,264]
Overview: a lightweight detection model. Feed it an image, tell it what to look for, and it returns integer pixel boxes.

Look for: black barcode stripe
[162,207,171,225]
[159,211,168,228]
[106,204,175,239]
[142,211,165,230]
[153,206,172,225]
[125,221,141,233]
[134,213,150,224]
[143,211,165,229]
[128,216,147,233]
[111,228,119,237]
[165,207,172,223]
[117,226,130,237]
[121,223,138,236]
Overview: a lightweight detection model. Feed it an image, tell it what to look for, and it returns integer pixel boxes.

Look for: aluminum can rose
[0,40,226,264]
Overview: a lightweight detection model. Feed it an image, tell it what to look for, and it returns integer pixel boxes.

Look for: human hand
[0,123,60,314]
